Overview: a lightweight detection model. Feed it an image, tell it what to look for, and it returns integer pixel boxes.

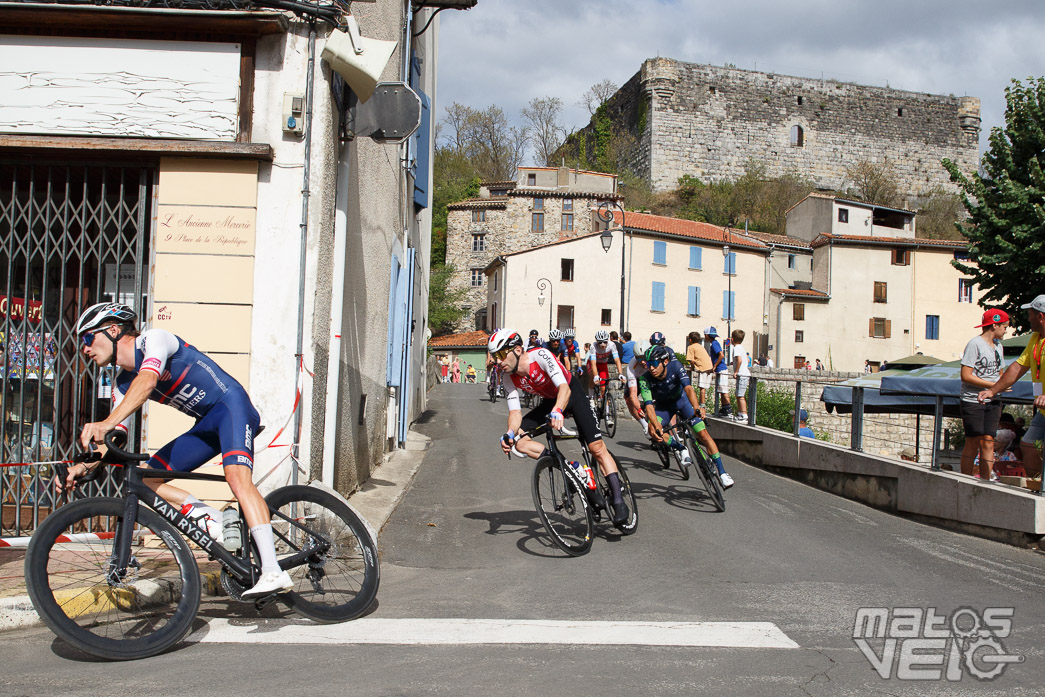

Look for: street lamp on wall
[596,199,627,334]
[536,277,552,334]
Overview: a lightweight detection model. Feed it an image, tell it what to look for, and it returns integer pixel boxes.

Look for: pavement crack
[799,648,838,697]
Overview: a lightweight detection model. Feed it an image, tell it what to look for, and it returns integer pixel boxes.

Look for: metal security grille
[0,161,151,535]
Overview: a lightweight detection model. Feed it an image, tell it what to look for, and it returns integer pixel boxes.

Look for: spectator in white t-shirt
[730,329,751,423]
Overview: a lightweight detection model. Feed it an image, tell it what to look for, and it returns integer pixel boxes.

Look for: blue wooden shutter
[688,286,698,315]
[652,281,665,312]
[722,290,735,320]
[653,240,667,265]
[689,246,702,270]
[724,251,736,275]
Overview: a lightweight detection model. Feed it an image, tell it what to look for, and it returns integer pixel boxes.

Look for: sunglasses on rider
[491,347,514,361]
[80,327,109,347]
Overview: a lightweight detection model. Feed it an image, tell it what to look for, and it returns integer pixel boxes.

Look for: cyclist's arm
[80,371,158,449]
[684,383,706,418]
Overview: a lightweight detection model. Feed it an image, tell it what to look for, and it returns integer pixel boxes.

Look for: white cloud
[437,0,1045,158]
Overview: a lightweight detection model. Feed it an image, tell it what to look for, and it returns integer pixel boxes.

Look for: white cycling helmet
[633,340,649,358]
[548,328,563,340]
[594,329,610,342]
[488,328,524,354]
[76,302,137,335]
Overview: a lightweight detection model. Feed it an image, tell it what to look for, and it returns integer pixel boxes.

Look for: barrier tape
[0,530,141,549]
[258,354,313,452]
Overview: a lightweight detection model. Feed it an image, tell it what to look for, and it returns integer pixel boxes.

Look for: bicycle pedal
[253,594,278,612]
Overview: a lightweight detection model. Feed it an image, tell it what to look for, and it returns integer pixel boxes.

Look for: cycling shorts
[651,393,706,435]
[147,395,261,472]
[520,373,602,444]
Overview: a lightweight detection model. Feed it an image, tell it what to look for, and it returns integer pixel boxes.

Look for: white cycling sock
[250,524,282,574]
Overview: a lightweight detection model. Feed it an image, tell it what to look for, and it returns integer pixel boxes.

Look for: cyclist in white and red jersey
[490,328,630,525]
[586,329,625,399]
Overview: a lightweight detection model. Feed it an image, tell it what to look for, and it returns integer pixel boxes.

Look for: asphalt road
[2,383,1044,696]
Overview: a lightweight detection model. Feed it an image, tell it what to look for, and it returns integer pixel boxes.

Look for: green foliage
[636,98,649,134]
[944,77,1045,332]
[432,144,480,267]
[428,264,469,336]
[752,380,797,433]
[843,159,901,208]
[914,186,966,240]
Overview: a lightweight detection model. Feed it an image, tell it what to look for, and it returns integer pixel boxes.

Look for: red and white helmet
[488,328,523,354]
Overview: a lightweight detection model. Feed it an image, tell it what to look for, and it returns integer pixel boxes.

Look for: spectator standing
[960,308,1009,479]
[619,331,636,365]
[451,357,461,383]
[757,353,768,367]
[730,329,751,422]
[815,358,824,371]
[610,330,624,357]
[685,330,713,404]
[766,355,774,369]
[980,297,1045,478]
[706,326,731,417]
[864,360,871,373]
[440,356,449,383]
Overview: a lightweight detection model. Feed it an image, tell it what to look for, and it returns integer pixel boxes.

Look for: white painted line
[189,618,799,648]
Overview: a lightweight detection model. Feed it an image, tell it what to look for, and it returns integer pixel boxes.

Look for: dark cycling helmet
[644,345,673,365]
[548,328,563,340]
[564,328,575,338]
[489,328,524,354]
[529,329,539,336]
[649,331,666,346]
[76,302,137,335]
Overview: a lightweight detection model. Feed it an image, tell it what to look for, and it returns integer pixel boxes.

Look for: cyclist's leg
[565,378,623,494]
[515,399,555,459]
[687,404,731,481]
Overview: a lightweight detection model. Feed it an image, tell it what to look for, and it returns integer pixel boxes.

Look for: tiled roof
[509,190,620,199]
[745,231,812,249]
[446,197,509,210]
[482,180,517,188]
[811,233,968,250]
[770,287,830,298]
[428,330,489,349]
[616,211,768,249]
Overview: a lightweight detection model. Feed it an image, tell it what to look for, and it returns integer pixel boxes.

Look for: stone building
[572,57,981,195]
[445,166,617,331]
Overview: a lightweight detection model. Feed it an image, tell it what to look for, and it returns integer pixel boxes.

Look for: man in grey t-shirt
[959,309,1010,479]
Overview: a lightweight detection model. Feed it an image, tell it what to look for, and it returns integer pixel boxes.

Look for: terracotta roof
[616,211,768,250]
[446,197,509,210]
[770,287,830,298]
[482,180,517,188]
[428,330,489,349]
[811,233,967,250]
[516,167,618,179]
[508,189,620,199]
[745,231,812,249]
[500,230,605,258]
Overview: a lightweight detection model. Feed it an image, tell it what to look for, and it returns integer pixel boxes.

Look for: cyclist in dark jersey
[489,328,630,524]
[66,302,294,597]
[637,345,735,488]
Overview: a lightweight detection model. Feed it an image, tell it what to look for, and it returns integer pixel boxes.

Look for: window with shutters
[874,281,887,303]
[926,314,940,340]
[651,281,666,312]
[869,317,891,338]
[793,303,805,321]
[891,248,910,266]
[653,240,667,265]
[687,286,701,316]
[472,209,486,222]
[689,246,702,270]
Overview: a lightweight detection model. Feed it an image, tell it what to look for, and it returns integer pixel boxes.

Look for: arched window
[790,125,804,147]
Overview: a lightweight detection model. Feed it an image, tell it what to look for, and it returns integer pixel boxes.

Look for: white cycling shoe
[719,472,735,489]
[243,569,294,598]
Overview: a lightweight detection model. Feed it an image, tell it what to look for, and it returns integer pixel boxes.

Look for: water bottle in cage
[222,506,242,552]
[570,460,597,490]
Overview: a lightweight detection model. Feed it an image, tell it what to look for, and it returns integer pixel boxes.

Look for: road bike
[24,433,379,660]
[523,422,637,556]
[596,384,618,438]
[660,419,725,512]
[488,377,499,403]
[650,434,688,480]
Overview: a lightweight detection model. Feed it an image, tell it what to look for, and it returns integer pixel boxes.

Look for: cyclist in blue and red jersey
[65,302,293,598]
[638,345,735,489]
[562,328,582,373]
[490,328,631,525]
[586,329,625,400]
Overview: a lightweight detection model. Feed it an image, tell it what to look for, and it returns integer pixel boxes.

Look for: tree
[578,79,618,116]
[522,96,567,166]
[913,186,965,240]
[945,77,1045,331]
[441,102,528,181]
[843,160,901,208]
[428,264,470,336]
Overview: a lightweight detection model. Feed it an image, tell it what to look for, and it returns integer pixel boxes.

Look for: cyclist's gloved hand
[618,374,627,383]
[593,375,601,385]
[500,430,515,455]
[548,407,564,431]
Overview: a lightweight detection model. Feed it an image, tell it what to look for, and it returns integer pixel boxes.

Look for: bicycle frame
[524,423,609,511]
[107,463,329,587]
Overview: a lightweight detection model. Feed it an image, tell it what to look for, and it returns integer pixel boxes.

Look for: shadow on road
[463,508,633,558]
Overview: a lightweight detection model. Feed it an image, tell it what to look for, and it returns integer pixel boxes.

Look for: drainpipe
[291,22,318,486]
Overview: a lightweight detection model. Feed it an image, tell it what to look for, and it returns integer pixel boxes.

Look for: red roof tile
[770,287,830,298]
[428,330,489,349]
[811,233,967,249]
[616,211,767,249]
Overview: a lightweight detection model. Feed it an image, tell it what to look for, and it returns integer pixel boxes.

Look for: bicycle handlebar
[104,430,151,463]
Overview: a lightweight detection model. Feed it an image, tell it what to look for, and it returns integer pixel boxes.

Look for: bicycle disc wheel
[687,435,725,512]
[24,497,201,661]
[265,485,380,623]
[531,457,593,556]
[605,392,617,438]
[608,453,638,534]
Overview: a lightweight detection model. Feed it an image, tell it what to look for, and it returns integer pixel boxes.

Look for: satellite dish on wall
[321,16,397,104]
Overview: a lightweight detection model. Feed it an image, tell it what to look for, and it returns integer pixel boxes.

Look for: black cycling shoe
[611,501,630,525]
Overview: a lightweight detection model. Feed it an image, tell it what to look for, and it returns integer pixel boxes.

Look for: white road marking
[188,618,799,648]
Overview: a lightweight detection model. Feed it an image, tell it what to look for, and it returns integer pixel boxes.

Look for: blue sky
[436,0,1045,160]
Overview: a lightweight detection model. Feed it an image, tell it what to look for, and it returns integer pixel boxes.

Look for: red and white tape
[0,531,121,549]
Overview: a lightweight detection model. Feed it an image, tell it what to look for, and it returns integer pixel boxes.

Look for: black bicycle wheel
[531,457,593,556]
[654,440,671,469]
[489,383,498,403]
[687,434,725,511]
[24,497,201,661]
[604,392,617,438]
[265,485,380,623]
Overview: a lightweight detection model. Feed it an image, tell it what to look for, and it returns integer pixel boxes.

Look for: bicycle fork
[108,492,141,586]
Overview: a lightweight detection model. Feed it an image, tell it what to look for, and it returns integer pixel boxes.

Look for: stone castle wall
[584,58,981,196]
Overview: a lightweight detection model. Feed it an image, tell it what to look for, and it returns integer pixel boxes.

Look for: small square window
[532,212,544,232]
[533,197,544,210]
[874,281,887,303]
[563,198,573,211]
[793,303,805,321]
[470,269,483,287]
[561,213,574,232]
[471,234,486,252]
[787,254,796,269]
[959,279,974,303]
[561,258,574,282]
[471,209,486,222]
[601,309,612,326]
[527,173,536,186]
[795,330,804,343]
[891,248,910,266]
[838,208,849,223]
